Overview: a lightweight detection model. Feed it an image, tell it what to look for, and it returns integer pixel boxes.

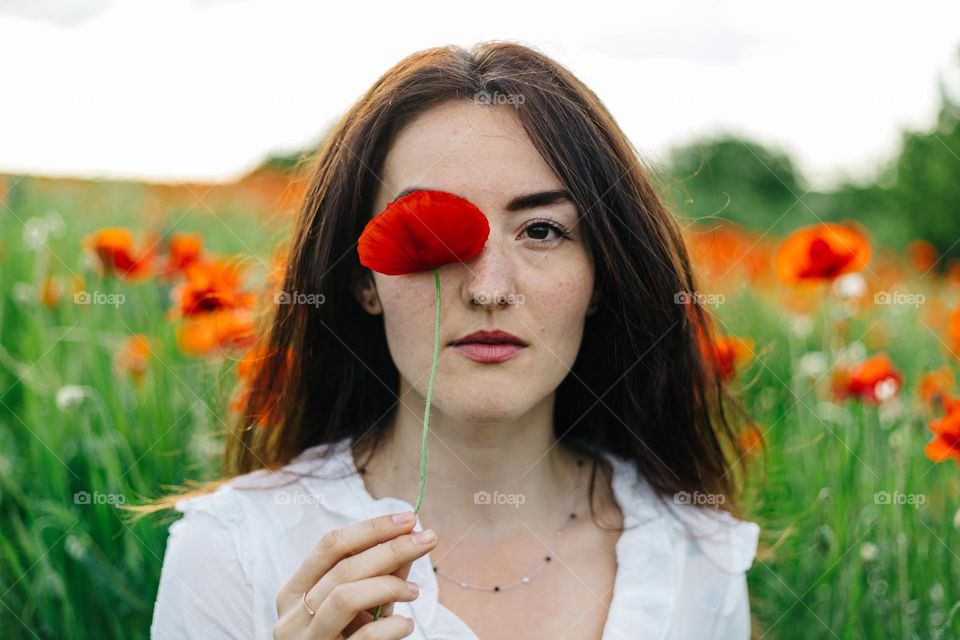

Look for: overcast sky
[1,0,958,189]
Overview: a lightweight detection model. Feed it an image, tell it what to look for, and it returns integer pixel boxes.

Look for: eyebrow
[394,187,574,212]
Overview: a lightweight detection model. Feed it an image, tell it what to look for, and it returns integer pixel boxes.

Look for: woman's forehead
[376,103,563,213]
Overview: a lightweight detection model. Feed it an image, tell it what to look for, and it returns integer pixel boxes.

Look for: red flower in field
[684,223,775,287]
[115,334,153,382]
[774,223,872,284]
[358,190,490,275]
[907,239,939,273]
[176,309,257,356]
[739,423,764,459]
[169,258,257,318]
[700,332,754,381]
[946,260,960,290]
[158,232,204,280]
[924,392,960,466]
[229,344,293,429]
[917,366,955,408]
[948,305,960,359]
[832,353,903,404]
[84,227,155,281]
[167,258,259,356]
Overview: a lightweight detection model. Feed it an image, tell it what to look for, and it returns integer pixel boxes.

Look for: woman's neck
[352,393,587,540]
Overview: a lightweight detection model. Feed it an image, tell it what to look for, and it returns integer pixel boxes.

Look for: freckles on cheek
[544,263,594,310]
[533,277,593,339]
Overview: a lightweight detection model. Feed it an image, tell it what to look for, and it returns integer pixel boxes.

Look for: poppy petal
[358,190,490,275]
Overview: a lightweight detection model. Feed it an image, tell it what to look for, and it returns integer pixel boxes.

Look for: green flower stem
[373,269,440,622]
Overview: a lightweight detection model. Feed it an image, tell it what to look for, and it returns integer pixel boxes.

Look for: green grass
[0,175,286,638]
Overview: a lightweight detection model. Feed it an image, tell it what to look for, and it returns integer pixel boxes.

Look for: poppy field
[1,170,959,639]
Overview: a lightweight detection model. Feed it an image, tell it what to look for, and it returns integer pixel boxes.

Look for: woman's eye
[520,219,573,245]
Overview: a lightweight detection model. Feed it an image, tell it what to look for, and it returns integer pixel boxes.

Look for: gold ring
[301,591,316,617]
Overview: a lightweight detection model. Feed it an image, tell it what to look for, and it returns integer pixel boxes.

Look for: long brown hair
[127,41,758,526]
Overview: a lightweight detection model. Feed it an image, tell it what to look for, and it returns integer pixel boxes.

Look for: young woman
[146,41,761,639]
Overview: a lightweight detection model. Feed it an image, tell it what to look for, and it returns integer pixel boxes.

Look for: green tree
[661,135,812,234]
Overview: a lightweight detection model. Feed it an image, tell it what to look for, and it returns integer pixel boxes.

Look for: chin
[433,392,534,425]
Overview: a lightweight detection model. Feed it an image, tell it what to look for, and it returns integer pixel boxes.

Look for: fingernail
[412,529,436,545]
[392,511,415,524]
[405,581,420,596]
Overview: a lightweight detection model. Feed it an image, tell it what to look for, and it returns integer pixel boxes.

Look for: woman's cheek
[378,279,439,369]
[535,270,594,355]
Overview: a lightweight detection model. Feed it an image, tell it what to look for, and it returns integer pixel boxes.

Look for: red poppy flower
[924,391,960,465]
[700,332,755,381]
[739,423,764,459]
[949,305,960,359]
[907,239,938,272]
[358,190,490,275]
[166,257,258,357]
[832,353,903,404]
[229,344,293,429]
[158,232,204,280]
[917,366,955,409]
[168,258,257,318]
[175,309,257,356]
[84,227,155,281]
[774,222,871,284]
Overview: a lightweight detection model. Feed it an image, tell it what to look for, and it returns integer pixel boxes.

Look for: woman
[145,41,761,639]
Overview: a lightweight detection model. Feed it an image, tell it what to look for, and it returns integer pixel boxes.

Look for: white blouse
[151,437,760,639]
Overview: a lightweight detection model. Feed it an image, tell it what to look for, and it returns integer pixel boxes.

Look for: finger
[350,614,416,640]
[377,559,415,618]
[345,560,413,635]
[306,575,419,638]
[280,511,417,598]
[312,529,436,606]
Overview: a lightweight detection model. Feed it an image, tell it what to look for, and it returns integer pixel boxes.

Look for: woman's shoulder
[596,450,758,637]
[171,438,352,529]
[661,501,760,574]
[599,449,760,575]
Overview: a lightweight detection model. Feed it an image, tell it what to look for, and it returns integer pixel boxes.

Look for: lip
[450,329,528,347]
[449,329,528,364]
[451,343,526,363]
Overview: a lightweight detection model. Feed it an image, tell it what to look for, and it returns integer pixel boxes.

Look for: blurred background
[2,1,960,638]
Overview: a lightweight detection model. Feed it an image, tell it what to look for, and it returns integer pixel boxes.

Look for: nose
[461,236,517,310]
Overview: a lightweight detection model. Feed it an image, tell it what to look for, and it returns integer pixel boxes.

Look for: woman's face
[361,99,597,424]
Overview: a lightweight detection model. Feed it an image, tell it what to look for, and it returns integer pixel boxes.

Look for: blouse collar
[286,438,755,639]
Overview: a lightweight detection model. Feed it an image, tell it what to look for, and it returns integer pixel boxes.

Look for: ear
[586,289,602,316]
[353,272,383,315]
